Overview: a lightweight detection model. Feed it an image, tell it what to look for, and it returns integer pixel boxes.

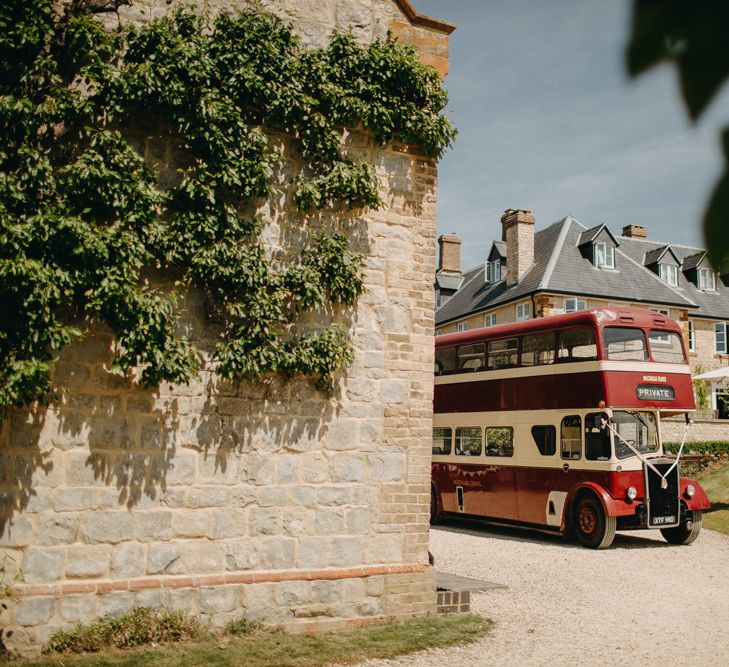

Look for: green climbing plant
[0,0,455,406]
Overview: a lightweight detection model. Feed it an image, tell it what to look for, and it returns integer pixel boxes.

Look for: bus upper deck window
[557,328,597,362]
[435,347,457,375]
[487,338,518,370]
[531,425,556,456]
[522,332,556,366]
[603,327,647,361]
[648,330,685,363]
[458,344,485,372]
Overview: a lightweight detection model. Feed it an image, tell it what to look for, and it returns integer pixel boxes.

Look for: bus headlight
[686,484,696,499]
[626,486,638,501]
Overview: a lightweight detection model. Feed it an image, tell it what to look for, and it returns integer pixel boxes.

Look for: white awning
[692,366,729,381]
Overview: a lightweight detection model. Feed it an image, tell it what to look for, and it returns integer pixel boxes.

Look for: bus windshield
[612,411,659,459]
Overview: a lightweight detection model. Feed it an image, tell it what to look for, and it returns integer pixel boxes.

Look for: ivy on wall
[0,0,455,408]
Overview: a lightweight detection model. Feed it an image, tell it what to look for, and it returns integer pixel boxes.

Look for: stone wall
[0,0,453,654]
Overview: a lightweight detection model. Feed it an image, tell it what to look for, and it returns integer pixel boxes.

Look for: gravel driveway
[359,521,729,667]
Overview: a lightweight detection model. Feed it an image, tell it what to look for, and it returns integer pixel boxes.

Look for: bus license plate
[651,515,676,526]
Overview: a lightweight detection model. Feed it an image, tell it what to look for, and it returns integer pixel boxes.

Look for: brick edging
[13,563,430,598]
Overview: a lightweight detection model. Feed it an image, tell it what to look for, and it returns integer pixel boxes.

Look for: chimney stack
[622,224,647,239]
[437,234,462,274]
[501,209,535,286]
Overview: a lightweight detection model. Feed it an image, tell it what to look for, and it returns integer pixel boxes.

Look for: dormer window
[486,260,501,283]
[659,263,678,286]
[595,242,615,269]
[699,267,716,291]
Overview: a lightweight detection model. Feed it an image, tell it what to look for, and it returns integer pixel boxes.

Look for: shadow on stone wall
[0,333,345,536]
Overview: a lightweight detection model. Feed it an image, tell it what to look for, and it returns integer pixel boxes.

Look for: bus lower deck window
[432,428,452,455]
[561,415,582,459]
[585,412,610,460]
[531,425,557,456]
[485,427,514,457]
[455,427,482,455]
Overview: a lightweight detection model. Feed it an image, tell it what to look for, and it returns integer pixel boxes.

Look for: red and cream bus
[431,307,710,549]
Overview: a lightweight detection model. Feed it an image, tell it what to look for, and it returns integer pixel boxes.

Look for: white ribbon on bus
[600,416,692,490]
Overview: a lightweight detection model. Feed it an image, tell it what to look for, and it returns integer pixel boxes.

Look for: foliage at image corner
[626,0,729,272]
[0,0,456,410]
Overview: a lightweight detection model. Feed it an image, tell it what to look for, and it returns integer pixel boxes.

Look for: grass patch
[697,461,729,537]
[19,611,491,667]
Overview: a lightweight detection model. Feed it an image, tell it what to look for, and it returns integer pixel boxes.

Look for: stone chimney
[501,209,535,286]
[437,234,462,274]
[622,224,647,239]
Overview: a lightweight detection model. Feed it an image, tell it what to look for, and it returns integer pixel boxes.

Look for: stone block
[275,580,312,608]
[249,507,281,536]
[369,453,406,482]
[322,421,360,451]
[225,538,261,571]
[96,592,135,618]
[240,583,275,621]
[199,585,238,614]
[65,544,110,578]
[147,543,183,575]
[0,516,33,547]
[171,510,209,538]
[314,508,346,535]
[329,536,363,567]
[300,453,329,483]
[13,597,54,626]
[135,511,173,542]
[54,487,98,512]
[185,487,229,509]
[59,595,96,623]
[111,542,146,578]
[365,534,403,564]
[23,547,64,583]
[180,542,224,574]
[80,512,134,544]
[298,537,330,569]
[330,454,366,483]
[258,537,296,570]
[258,487,289,507]
[208,508,247,539]
[318,485,351,506]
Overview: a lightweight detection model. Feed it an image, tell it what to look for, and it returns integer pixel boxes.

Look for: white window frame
[595,242,615,269]
[457,322,470,333]
[716,322,727,354]
[516,303,530,321]
[484,313,496,327]
[688,320,695,353]
[699,267,716,292]
[650,309,671,343]
[659,263,678,286]
[486,260,501,283]
[565,298,587,313]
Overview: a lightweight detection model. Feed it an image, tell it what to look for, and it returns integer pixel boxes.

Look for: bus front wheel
[661,510,702,545]
[574,495,616,549]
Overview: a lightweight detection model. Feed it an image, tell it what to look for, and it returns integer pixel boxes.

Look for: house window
[486,260,501,283]
[484,313,496,327]
[716,322,727,354]
[699,268,716,292]
[436,290,441,309]
[688,320,695,353]
[659,264,678,286]
[595,242,615,269]
[565,298,587,313]
[516,303,530,321]
[457,322,470,332]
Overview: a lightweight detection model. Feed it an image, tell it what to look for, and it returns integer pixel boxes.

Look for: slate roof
[434,215,729,326]
[578,223,619,247]
[644,245,675,266]
[681,251,707,272]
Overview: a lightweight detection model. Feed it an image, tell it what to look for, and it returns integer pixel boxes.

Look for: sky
[412,0,729,270]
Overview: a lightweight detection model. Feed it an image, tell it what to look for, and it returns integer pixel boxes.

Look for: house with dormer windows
[434,209,729,421]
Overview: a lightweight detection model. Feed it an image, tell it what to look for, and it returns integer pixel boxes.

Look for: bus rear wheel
[661,510,702,545]
[574,495,616,549]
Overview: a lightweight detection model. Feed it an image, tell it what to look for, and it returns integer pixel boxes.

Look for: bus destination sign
[636,384,675,401]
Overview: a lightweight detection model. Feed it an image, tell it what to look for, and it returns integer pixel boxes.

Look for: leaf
[703,127,729,272]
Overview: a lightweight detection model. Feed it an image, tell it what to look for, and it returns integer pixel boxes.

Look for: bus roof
[436,307,682,348]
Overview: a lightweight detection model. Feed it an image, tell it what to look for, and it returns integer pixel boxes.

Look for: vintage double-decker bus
[431,307,710,548]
